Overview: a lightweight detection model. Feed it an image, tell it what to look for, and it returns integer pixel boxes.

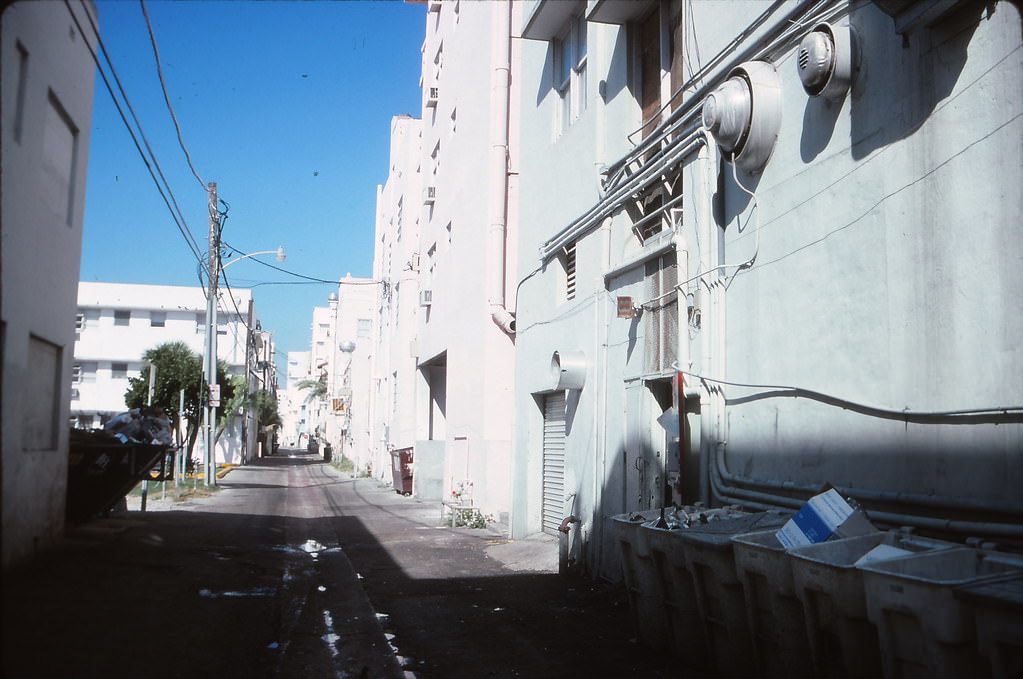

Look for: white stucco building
[512,0,1023,578]
[409,0,521,520]
[72,282,260,465]
[1,0,97,569]
[325,278,378,473]
[280,350,310,447]
[370,115,423,486]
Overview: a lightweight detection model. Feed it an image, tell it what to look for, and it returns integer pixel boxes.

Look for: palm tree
[296,375,327,404]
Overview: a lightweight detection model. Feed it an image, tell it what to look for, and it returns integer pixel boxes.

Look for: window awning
[520,0,585,41]
[585,0,656,25]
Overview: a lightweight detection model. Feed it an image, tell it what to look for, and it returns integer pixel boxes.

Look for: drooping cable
[63,0,204,265]
[76,0,204,262]
[139,0,206,190]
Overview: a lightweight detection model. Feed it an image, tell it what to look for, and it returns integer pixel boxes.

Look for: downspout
[696,132,718,505]
[488,2,515,334]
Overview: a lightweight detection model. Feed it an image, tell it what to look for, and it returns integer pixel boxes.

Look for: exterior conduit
[488,2,515,335]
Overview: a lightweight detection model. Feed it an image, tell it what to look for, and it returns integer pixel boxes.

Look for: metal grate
[644,255,679,374]
[565,243,577,301]
[542,393,567,535]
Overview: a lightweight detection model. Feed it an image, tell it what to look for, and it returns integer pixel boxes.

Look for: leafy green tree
[124,341,236,461]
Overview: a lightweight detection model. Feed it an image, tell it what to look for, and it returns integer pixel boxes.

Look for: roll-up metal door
[542,392,567,535]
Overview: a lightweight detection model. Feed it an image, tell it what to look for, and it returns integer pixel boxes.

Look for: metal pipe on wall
[487,1,515,334]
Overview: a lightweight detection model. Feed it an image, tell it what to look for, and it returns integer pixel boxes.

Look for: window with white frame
[72,363,83,383]
[114,310,130,326]
[150,311,166,327]
[554,14,587,136]
[111,362,128,379]
[75,312,85,330]
[357,319,371,338]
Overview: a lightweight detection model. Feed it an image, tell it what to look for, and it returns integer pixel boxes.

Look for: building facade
[370,115,424,486]
[409,0,521,519]
[511,0,1023,578]
[72,282,260,465]
[1,0,97,569]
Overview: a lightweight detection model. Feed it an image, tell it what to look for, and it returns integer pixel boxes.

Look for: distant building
[1,0,97,569]
[280,350,310,447]
[325,278,377,473]
[72,282,260,465]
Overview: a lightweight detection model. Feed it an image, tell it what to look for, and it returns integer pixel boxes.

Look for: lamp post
[203,243,285,485]
[338,340,356,469]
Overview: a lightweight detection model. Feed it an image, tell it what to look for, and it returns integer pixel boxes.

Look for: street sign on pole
[209,383,221,408]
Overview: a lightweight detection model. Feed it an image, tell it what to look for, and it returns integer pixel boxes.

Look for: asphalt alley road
[2,452,699,679]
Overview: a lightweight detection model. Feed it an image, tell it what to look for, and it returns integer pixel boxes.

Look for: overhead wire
[63,0,204,265]
[139,0,206,191]
[220,238,381,285]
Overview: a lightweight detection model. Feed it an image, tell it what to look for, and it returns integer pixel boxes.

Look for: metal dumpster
[611,509,668,649]
[390,448,413,495]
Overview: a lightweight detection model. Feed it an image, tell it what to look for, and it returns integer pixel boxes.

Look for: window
[43,90,79,226]
[150,311,166,327]
[114,310,130,326]
[72,364,83,383]
[25,336,61,450]
[358,319,372,339]
[111,363,128,379]
[71,388,80,402]
[14,42,28,144]
[554,14,587,136]
[196,312,205,334]
[75,312,85,330]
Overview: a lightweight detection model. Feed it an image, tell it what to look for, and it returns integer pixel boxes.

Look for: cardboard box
[776,488,875,549]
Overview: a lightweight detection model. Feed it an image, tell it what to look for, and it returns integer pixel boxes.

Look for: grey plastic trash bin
[642,506,748,667]
[789,531,958,679]
[731,528,815,679]
[612,509,668,649]
[954,573,1023,679]
[673,510,792,679]
[860,547,1023,679]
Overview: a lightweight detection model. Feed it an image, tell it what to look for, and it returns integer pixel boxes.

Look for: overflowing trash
[775,486,875,548]
[103,407,174,446]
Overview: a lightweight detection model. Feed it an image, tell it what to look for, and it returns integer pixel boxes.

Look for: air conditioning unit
[423,185,436,205]
[427,0,441,13]
[425,86,439,108]
[419,289,433,307]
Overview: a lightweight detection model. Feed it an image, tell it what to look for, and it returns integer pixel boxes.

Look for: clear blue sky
[80,0,426,376]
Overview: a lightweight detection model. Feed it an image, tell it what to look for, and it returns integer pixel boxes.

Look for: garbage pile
[102,408,173,446]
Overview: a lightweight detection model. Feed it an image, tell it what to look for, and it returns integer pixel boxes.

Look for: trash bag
[103,408,173,446]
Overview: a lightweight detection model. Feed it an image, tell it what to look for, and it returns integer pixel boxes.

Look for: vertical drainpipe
[697,132,718,505]
[488,2,515,334]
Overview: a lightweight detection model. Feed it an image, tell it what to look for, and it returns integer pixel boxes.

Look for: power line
[139,0,206,190]
[77,0,204,261]
[63,0,204,264]
[220,239,381,285]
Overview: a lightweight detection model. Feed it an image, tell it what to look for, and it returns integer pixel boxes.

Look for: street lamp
[202,246,285,485]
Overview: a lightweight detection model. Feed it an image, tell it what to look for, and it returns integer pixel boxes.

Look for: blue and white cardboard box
[776,488,875,549]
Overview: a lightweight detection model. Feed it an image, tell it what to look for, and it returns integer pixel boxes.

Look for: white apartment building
[512,0,1023,579]
[280,350,310,447]
[72,282,259,464]
[1,0,97,569]
[301,305,334,445]
[370,115,423,487]
[325,278,377,474]
[411,0,521,520]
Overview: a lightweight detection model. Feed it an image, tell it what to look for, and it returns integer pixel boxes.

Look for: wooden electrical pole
[204,181,219,486]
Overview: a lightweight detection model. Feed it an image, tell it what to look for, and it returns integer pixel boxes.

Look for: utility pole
[204,181,219,486]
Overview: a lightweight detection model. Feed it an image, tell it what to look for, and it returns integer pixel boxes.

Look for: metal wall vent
[702,61,782,174]
[797,23,858,100]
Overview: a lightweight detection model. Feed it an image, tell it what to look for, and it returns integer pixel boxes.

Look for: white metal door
[542,393,567,535]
